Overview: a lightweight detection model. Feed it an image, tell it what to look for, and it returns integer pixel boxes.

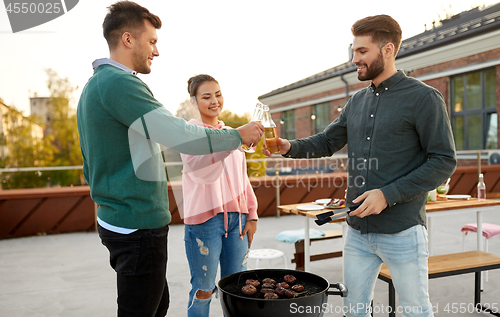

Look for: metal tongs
[314,205,360,226]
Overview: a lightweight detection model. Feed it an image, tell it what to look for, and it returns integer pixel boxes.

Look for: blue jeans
[343,225,433,317]
[184,213,249,317]
[97,224,170,317]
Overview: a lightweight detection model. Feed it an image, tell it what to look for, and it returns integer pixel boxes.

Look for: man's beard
[357,51,384,82]
[132,49,151,74]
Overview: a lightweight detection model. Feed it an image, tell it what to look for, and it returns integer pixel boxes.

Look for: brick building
[259,3,500,159]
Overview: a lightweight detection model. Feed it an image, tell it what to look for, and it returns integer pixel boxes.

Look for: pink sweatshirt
[180,119,258,235]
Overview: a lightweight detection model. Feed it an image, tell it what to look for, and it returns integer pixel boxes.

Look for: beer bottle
[262,104,281,154]
[242,103,263,153]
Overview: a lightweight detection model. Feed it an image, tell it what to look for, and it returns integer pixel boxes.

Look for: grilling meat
[262,278,276,285]
[264,293,279,300]
[291,284,304,292]
[275,286,286,296]
[260,287,275,294]
[283,274,296,284]
[240,274,302,299]
[241,284,257,295]
[245,279,260,287]
[284,289,298,298]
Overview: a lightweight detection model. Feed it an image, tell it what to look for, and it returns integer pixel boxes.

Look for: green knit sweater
[77,64,242,229]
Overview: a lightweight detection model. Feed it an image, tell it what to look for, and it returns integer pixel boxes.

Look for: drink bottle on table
[478,173,486,201]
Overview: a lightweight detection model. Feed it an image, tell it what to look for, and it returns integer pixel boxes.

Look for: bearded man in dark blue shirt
[264,15,456,317]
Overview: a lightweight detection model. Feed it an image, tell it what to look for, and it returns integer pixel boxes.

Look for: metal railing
[0,150,491,173]
[0,150,496,217]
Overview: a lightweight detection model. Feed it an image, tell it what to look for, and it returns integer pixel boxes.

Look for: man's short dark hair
[103,1,162,49]
[351,15,402,56]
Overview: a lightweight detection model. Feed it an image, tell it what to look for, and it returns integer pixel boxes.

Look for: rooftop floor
[1,208,500,317]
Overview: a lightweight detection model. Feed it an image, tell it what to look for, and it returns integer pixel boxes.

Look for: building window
[282,110,295,140]
[312,102,330,135]
[451,68,497,150]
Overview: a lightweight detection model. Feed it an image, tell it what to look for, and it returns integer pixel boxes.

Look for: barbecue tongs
[314,205,359,226]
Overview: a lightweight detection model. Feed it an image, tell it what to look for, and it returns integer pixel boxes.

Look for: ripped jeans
[184,212,248,317]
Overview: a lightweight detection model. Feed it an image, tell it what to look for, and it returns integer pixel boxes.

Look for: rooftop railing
[1,150,499,238]
[0,149,493,179]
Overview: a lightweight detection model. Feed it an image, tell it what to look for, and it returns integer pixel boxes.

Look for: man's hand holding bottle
[262,138,291,157]
[236,121,264,147]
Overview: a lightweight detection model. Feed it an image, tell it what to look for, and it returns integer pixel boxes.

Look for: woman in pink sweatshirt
[181,74,258,317]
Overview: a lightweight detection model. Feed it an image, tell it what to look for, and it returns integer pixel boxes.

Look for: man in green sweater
[76,2,263,316]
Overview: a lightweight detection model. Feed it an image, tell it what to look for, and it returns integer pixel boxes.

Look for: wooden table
[278,202,346,272]
[278,198,500,271]
[378,251,500,317]
[425,198,500,255]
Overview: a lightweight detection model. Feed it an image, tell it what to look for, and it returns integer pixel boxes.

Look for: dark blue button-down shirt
[286,70,457,234]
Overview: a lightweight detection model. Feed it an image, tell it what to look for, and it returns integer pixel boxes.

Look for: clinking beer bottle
[241,103,263,153]
[262,104,281,154]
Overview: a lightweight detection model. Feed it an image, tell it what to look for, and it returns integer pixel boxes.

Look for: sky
[0,0,498,118]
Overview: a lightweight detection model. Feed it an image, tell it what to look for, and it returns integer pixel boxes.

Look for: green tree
[1,69,82,189]
[0,107,56,189]
[45,69,83,186]
[218,109,250,128]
